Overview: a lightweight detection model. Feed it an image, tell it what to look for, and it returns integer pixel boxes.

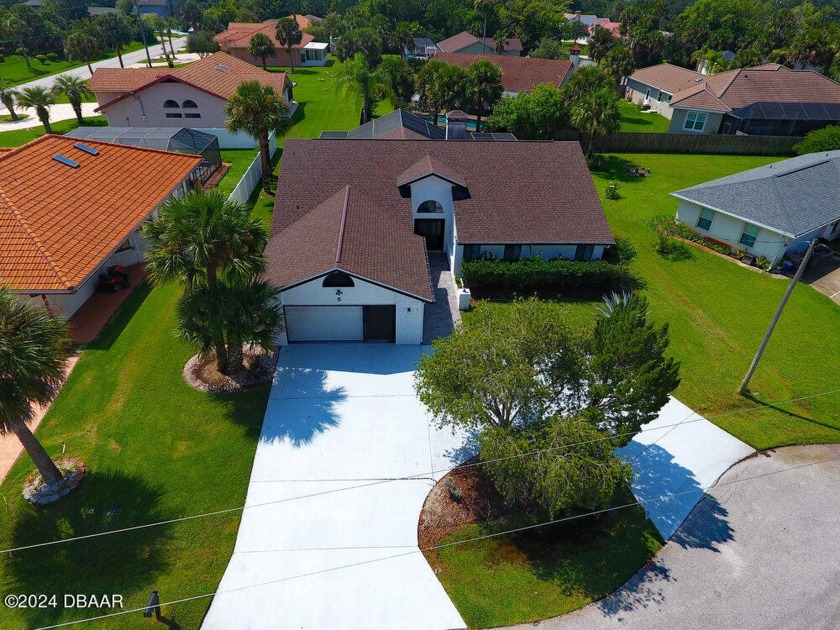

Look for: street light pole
[738,238,817,395]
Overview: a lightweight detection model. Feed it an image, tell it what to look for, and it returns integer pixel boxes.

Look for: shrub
[650,215,731,256]
[605,181,621,199]
[35,54,47,64]
[603,234,637,264]
[461,256,635,297]
[15,48,25,57]
[755,255,771,271]
[0,54,5,63]
[444,477,463,503]
[793,125,840,155]
[46,52,58,61]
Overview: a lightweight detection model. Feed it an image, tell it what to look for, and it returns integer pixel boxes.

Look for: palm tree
[225,81,292,193]
[570,87,622,158]
[164,16,178,60]
[64,20,102,76]
[417,59,447,121]
[249,33,276,70]
[177,279,281,374]
[16,87,56,133]
[0,80,20,121]
[144,14,174,67]
[389,21,416,58]
[3,13,32,68]
[275,15,303,73]
[142,190,270,374]
[0,287,73,487]
[474,0,496,48]
[468,59,503,131]
[333,52,387,125]
[95,12,132,68]
[52,76,93,125]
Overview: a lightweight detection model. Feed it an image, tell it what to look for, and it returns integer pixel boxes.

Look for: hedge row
[461,257,634,296]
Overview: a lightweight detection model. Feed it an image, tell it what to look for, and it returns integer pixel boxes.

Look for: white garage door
[285,306,364,342]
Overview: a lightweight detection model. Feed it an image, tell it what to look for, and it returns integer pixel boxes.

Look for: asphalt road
[15,37,187,90]
[509,444,840,630]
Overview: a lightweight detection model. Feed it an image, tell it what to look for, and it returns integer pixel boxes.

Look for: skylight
[215,64,230,73]
[53,154,79,168]
[73,142,100,155]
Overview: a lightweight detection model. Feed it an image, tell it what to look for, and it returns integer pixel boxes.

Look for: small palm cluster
[143,189,282,375]
[0,75,92,133]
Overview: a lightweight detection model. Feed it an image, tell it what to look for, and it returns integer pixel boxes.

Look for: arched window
[417,200,444,213]
[322,271,355,287]
[163,100,180,108]
[182,100,198,108]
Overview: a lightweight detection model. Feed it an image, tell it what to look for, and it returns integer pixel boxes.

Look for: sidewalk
[0,103,99,132]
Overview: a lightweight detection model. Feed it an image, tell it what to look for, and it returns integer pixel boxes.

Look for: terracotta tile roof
[214,15,315,50]
[432,52,572,93]
[436,31,522,54]
[671,64,840,112]
[266,139,612,298]
[90,52,291,108]
[629,63,705,95]
[0,135,200,293]
[591,21,622,36]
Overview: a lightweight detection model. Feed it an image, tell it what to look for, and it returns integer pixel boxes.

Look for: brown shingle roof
[671,64,840,112]
[436,31,523,54]
[266,139,612,298]
[0,135,200,293]
[629,63,705,95]
[432,52,572,93]
[90,52,291,108]
[214,15,315,50]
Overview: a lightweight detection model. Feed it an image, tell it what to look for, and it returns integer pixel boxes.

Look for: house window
[182,100,198,108]
[503,244,522,261]
[662,93,671,103]
[463,245,481,261]
[739,223,760,248]
[322,271,355,287]
[165,113,183,118]
[184,113,201,119]
[163,99,179,109]
[683,111,708,132]
[696,208,715,230]
[417,200,444,213]
[644,88,651,100]
[575,244,595,261]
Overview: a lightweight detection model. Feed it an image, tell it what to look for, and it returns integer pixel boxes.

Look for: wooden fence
[553,130,800,156]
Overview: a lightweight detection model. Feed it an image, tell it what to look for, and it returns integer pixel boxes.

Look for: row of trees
[416,296,680,517]
[0,75,92,130]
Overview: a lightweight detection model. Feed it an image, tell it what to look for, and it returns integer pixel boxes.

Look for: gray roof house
[671,150,840,267]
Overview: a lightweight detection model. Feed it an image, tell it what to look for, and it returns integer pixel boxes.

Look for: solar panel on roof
[53,154,79,168]
[73,142,99,155]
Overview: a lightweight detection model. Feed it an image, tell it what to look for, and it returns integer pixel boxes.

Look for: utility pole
[739,239,817,395]
[134,0,154,68]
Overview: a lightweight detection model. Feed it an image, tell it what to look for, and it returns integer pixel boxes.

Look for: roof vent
[695,77,703,82]
[74,142,99,155]
[215,64,231,73]
[53,154,79,168]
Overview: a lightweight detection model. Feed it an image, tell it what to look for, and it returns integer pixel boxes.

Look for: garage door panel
[285,306,363,342]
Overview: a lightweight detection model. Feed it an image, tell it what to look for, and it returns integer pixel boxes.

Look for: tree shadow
[656,240,696,262]
[6,471,172,628]
[590,155,652,184]
[443,430,479,465]
[622,115,656,128]
[84,280,154,351]
[617,442,734,548]
[595,558,673,618]
[259,367,346,446]
[741,392,834,425]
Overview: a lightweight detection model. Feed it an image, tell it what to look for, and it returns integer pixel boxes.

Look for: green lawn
[618,100,671,133]
[432,493,662,628]
[0,116,108,147]
[216,149,259,197]
[0,59,385,629]
[2,42,151,86]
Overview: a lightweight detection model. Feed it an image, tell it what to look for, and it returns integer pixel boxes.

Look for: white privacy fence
[225,132,279,203]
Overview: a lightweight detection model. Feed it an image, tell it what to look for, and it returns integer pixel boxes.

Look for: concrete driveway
[510,444,840,630]
[202,345,467,629]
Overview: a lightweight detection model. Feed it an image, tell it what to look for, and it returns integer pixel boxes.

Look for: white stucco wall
[278,274,425,345]
[676,200,788,265]
[626,79,674,119]
[409,176,456,257]
[101,82,228,128]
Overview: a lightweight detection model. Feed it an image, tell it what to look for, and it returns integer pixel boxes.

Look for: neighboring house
[406,37,439,59]
[319,108,517,140]
[86,6,117,15]
[265,119,613,344]
[214,15,328,67]
[672,150,840,267]
[0,135,200,317]
[626,63,705,118]
[89,52,293,144]
[564,11,608,28]
[591,21,622,38]
[696,50,736,75]
[436,31,523,56]
[432,52,574,96]
[136,0,168,16]
[629,63,840,135]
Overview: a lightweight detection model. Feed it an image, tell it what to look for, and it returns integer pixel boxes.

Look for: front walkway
[617,397,754,540]
[202,345,468,629]
[423,252,461,344]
